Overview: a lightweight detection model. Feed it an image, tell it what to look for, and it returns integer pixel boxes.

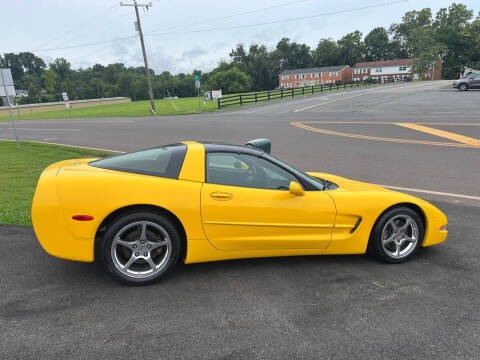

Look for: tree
[272,38,314,70]
[19,52,46,75]
[41,69,58,100]
[337,31,365,65]
[229,44,248,65]
[24,84,41,104]
[433,3,474,78]
[0,53,24,82]
[49,58,71,81]
[463,18,480,68]
[389,8,433,58]
[205,67,252,94]
[364,27,392,61]
[410,28,445,74]
[313,39,340,66]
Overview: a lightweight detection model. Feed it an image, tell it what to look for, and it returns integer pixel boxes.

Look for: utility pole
[120,1,156,115]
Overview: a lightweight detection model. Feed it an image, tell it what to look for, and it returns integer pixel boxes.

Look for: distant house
[15,89,28,98]
[352,59,442,82]
[279,65,353,89]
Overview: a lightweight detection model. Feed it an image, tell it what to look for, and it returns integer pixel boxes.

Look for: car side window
[206,152,299,190]
[90,144,187,178]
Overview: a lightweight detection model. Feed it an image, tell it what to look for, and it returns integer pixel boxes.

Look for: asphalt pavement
[1,80,480,359]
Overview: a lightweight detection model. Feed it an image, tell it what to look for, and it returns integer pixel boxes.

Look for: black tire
[458,83,468,91]
[100,211,181,285]
[368,207,424,264]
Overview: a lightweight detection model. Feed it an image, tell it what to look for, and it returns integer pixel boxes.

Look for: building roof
[280,65,349,76]
[353,58,419,68]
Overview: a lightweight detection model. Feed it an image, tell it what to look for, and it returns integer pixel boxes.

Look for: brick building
[279,65,352,89]
[352,59,442,82]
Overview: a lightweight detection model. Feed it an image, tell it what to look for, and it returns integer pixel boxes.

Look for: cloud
[181,45,209,58]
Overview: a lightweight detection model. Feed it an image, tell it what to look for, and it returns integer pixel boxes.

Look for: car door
[201,151,336,251]
[470,74,480,89]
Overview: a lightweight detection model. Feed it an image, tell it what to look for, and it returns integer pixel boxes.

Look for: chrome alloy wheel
[381,214,419,259]
[111,221,172,278]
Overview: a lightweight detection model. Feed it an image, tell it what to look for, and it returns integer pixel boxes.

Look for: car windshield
[263,153,326,190]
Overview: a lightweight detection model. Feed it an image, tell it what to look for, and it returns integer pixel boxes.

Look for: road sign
[195,79,200,89]
[194,75,200,80]
[0,68,20,148]
[211,89,222,100]
[0,68,15,97]
[61,92,71,112]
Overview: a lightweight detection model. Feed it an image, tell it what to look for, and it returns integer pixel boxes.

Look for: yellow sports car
[32,139,448,285]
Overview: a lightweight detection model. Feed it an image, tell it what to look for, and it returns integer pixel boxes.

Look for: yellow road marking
[395,123,480,147]
[290,122,480,149]
[292,121,480,126]
[294,82,439,113]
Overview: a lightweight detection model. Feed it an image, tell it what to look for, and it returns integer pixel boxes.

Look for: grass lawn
[0,96,218,121]
[0,81,401,121]
[0,141,113,225]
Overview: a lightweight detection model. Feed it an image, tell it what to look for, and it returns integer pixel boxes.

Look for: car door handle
[210,192,233,200]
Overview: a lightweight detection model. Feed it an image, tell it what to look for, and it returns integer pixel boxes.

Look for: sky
[2,0,479,75]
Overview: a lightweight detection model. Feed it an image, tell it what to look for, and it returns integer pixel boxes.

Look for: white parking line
[378,184,480,201]
[9,127,81,131]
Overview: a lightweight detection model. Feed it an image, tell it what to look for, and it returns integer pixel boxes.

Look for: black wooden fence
[218,77,409,109]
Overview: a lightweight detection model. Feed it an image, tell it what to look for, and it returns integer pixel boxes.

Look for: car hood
[306,172,390,192]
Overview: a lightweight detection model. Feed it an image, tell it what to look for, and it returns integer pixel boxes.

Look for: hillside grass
[0,141,113,225]
[0,96,218,121]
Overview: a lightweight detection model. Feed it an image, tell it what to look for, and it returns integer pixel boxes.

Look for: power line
[55,1,307,63]
[67,0,309,62]
[4,0,408,54]
[58,10,136,52]
[71,13,147,63]
[32,2,121,51]
[31,35,138,52]
[147,0,409,37]
[146,0,310,33]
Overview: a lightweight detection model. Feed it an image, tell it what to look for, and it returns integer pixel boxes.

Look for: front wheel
[100,211,181,285]
[458,83,468,91]
[368,207,424,264]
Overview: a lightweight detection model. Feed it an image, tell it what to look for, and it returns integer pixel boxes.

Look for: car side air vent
[350,218,362,234]
[245,138,271,153]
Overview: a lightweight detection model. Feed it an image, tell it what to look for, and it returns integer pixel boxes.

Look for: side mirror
[289,181,304,196]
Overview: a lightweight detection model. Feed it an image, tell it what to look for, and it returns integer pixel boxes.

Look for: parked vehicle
[461,68,480,79]
[32,139,448,285]
[453,73,480,91]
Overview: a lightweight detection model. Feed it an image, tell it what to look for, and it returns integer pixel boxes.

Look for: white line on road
[378,184,480,201]
[246,108,266,114]
[42,137,58,141]
[0,120,133,125]
[9,127,81,131]
[0,139,124,153]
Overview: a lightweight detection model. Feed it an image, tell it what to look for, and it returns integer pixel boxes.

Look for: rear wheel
[100,211,181,285]
[368,207,424,264]
[458,83,468,91]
